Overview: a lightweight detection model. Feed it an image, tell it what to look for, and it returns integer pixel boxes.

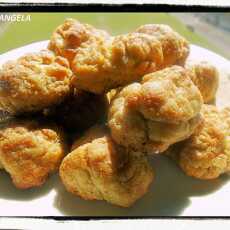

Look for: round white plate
[0,41,229,216]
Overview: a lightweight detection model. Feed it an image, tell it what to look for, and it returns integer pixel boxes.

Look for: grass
[0,13,223,56]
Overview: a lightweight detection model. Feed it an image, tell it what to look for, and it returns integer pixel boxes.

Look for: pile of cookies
[0,18,227,208]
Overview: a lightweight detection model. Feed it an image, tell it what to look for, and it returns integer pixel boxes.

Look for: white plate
[0,41,229,216]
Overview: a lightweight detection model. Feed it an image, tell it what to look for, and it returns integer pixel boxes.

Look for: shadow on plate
[0,170,59,201]
[53,155,229,216]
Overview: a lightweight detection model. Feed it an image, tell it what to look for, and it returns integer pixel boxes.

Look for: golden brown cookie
[108,66,203,154]
[48,18,110,62]
[60,125,154,207]
[71,33,163,94]
[70,23,189,94]
[136,24,190,67]
[126,66,203,123]
[0,120,67,189]
[0,50,72,116]
[185,60,219,103]
[179,105,230,180]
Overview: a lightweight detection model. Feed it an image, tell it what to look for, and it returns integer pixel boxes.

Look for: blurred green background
[0,13,224,56]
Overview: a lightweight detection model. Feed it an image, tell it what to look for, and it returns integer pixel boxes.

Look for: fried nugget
[0,50,72,116]
[179,105,230,180]
[108,66,203,154]
[43,89,108,133]
[60,125,154,207]
[136,24,190,67]
[185,60,219,103]
[0,120,67,189]
[48,18,110,62]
